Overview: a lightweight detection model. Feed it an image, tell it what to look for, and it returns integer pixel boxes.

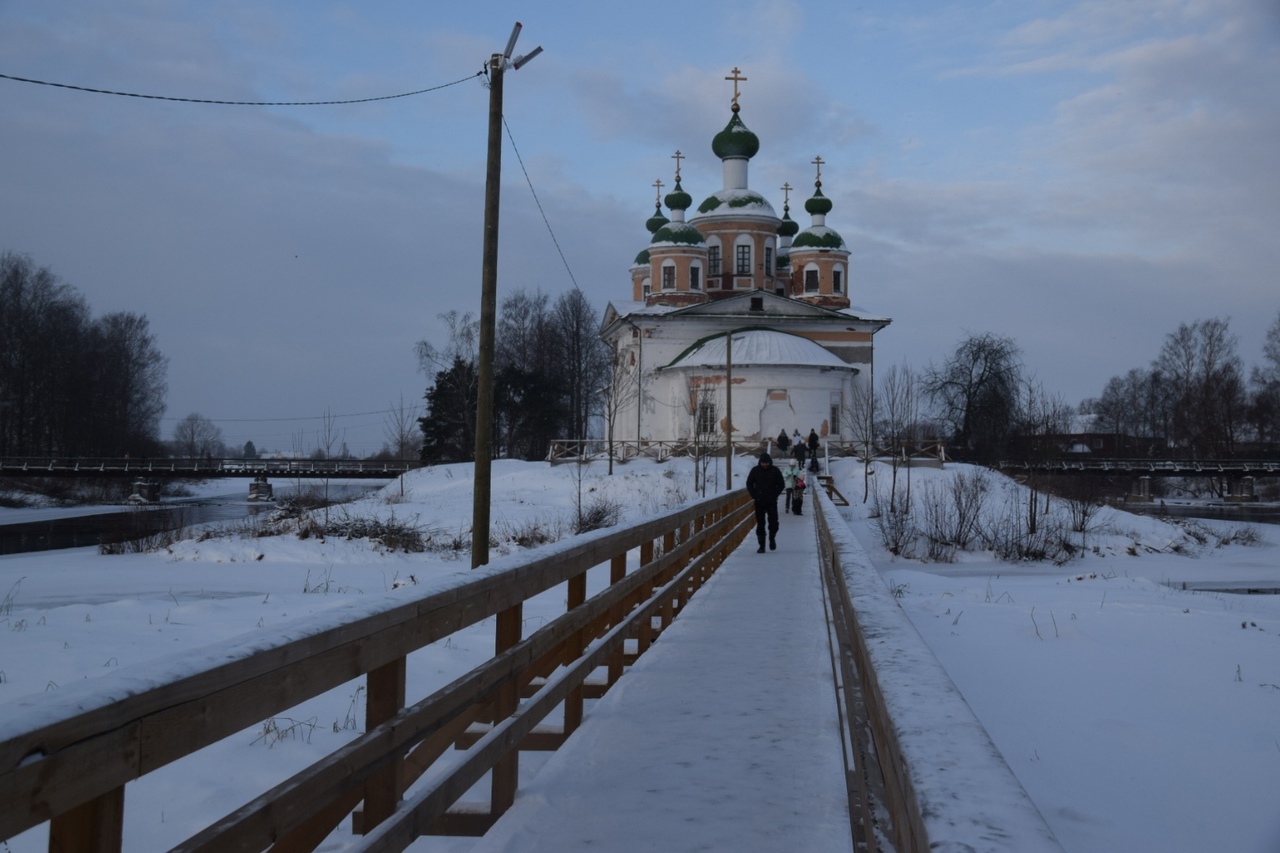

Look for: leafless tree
[842,378,877,503]
[877,362,919,512]
[382,394,421,462]
[172,413,224,459]
[924,332,1022,460]
[552,290,610,441]
[601,342,639,475]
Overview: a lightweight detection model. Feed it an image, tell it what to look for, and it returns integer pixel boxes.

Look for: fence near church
[546,438,948,466]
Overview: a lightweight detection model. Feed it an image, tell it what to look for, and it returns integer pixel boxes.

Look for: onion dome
[792,179,845,250]
[651,220,706,246]
[777,209,800,238]
[664,179,693,213]
[711,108,760,161]
[804,186,833,216]
[696,187,776,216]
[634,248,651,265]
[645,203,669,234]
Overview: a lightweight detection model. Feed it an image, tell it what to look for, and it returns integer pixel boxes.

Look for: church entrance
[759,390,794,443]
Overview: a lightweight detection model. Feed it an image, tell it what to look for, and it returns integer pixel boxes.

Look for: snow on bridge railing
[0,489,753,852]
[812,488,1065,853]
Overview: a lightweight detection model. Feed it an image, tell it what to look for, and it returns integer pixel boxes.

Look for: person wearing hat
[746,451,785,553]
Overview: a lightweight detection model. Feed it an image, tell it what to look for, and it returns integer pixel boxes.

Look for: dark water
[1130,503,1280,526]
[0,484,380,555]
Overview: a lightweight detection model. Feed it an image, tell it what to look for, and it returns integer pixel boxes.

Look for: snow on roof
[664,329,853,370]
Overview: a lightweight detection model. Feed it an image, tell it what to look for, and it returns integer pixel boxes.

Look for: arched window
[706,237,722,277]
[804,263,820,293]
[690,261,702,290]
[661,262,676,290]
[832,263,845,293]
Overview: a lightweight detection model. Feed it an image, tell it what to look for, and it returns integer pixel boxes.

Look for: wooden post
[564,572,587,734]
[48,787,124,853]
[361,657,407,831]
[608,552,627,685]
[491,604,523,814]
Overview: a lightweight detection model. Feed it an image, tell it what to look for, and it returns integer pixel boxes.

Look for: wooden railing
[811,489,1065,852]
[0,491,753,852]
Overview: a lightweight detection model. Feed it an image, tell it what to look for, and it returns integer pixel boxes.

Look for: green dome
[777,210,800,238]
[651,221,706,246]
[634,248,651,265]
[804,186,833,216]
[645,204,669,234]
[664,179,692,212]
[791,226,846,250]
[696,188,775,216]
[711,110,760,160]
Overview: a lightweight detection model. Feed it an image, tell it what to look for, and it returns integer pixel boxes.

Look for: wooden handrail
[0,490,751,852]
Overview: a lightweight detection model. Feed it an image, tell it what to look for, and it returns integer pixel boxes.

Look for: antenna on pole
[503,22,522,60]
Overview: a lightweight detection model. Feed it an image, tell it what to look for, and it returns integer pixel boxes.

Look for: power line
[159,407,411,424]
[502,116,581,291]
[0,70,482,106]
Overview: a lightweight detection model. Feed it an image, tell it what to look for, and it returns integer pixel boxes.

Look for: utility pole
[472,23,542,571]
[725,330,733,491]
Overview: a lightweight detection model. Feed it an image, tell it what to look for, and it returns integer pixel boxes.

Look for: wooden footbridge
[0,486,1063,853]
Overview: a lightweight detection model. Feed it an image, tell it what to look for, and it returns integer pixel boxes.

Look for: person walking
[783,460,801,514]
[792,436,808,469]
[776,429,791,454]
[807,429,821,473]
[746,452,785,553]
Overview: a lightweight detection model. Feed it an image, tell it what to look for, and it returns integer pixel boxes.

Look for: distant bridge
[992,458,1280,477]
[0,456,419,480]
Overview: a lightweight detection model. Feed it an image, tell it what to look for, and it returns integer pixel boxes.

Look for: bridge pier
[1127,475,1152,504]
[1226,475,1258,503]
[249,476,274,502]
[130,479,160,502]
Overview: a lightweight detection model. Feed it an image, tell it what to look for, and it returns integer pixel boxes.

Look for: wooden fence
[0,491,753,852]
[547,439,948,466]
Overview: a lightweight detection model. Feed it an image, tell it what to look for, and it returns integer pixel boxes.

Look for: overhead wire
[0,70,483,105]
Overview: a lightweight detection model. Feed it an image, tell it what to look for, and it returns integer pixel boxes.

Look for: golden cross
[781,182,793,206]
[671,149,684,180]
[725,67,747,106]
[653,178,665,204]
[811,155,825,183]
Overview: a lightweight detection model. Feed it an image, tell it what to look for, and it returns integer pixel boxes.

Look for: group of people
[774,427,821,473]
[745,427,822,554]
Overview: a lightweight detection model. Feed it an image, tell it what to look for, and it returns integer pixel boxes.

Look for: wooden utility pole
[472,24,541,571]
[725,330,733,491]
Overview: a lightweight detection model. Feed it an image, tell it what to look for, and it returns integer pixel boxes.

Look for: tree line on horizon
[0,252,168,459]
[861,312,1280,468]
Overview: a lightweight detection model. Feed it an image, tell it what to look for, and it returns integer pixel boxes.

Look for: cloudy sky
[2,0,1277,455]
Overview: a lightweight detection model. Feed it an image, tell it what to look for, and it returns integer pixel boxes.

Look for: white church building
[599,70,891,449]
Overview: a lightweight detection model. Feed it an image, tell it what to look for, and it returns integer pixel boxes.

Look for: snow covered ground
[0,458,1277,851]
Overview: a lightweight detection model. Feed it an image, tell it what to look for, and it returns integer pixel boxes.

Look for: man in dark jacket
[746,452,785,553]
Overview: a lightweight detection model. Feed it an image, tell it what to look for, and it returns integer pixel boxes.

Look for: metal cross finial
[725,67,747,107]
[781,182,793,206]
[671,150,684,181]
[811,155,825,183]
[653,178,665,204]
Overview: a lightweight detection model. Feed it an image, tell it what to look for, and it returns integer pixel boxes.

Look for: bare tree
[382,394,421,461]
[877,363,919,512]
[924,332,1022,460]
[842,378,877,503]
[684,376,721,497]
[172,413,224,459]
[601,341,639,475]
[552,290,610,441]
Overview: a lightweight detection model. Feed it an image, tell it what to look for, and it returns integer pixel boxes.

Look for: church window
[690,265,701,290]
[736,245,751,275]
[830,392,842,437]
[764,247,773,276]
[696,399,717,436]
[833,269,843,293]
[805,269,819,292]
[642,282,651,298]
[708,246,721,276]
[662,265,675,289]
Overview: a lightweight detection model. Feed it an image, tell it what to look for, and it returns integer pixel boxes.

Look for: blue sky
[2,1,1277,454]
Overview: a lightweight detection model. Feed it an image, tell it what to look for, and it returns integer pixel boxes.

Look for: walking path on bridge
[470,507,854,852]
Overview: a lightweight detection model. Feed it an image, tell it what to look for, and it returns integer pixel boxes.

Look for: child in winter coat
[783,462,799,512]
